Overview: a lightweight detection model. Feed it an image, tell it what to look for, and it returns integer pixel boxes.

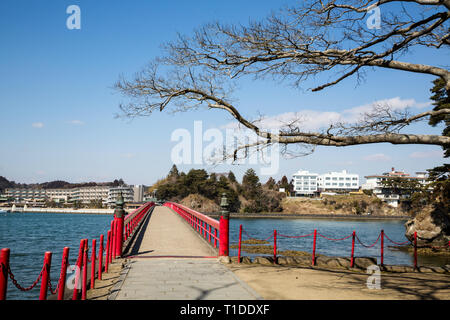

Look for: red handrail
[163,202,221,249]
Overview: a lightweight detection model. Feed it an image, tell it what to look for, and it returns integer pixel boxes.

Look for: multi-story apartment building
[5,184,144,207]
[71,186,110,204]
[292,170,319,196]
[5,188,47,202]
[106,185,135,207]
[46,189,73,202]
[363,168,428,207]
[293,169,359,196]
[317,170,359,193]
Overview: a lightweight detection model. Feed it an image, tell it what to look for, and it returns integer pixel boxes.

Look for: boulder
[241,256,252,264]
[353,257,377,270]
[383,265,412,273]
[405,208,450,246]
[294,256,312,266]
[217,256,231,264]
[253,256,274,265]
[277,256,296,265]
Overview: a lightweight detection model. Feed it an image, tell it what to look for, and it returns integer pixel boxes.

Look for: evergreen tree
[242,168,261,200]
[429,78,450,158]
[168,164,180,178]
[227,171,236,183]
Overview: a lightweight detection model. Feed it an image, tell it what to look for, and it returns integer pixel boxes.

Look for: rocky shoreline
[228,254,450,274]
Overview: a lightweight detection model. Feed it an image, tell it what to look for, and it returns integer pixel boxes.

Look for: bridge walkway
[113,206,260,300]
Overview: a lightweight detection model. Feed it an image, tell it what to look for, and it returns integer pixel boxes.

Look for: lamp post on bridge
[219,193,229,257]
[114,192,125,258]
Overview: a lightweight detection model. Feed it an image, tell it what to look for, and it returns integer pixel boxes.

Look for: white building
[132,185,145,202]
[317,170,359,193]
[106,186,134,207]
[5,188,47,202]
[46,189,73,203]
[71,186,110,204]
[363,168,428,207]
[292,170,319,196]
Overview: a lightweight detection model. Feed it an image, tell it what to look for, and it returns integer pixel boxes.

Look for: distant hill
[0,176,126,192]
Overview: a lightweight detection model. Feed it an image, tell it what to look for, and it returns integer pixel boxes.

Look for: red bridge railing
[236,225,449,269]
[0,202,155,300]
[163,202,228,256]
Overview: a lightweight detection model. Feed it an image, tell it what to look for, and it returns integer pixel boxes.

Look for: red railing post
[98,235,104,280]
[57,247,70,300]
[0,248,10,300]
[350,231,356,268]
[72,239,86,300]
[81,241,88,300]
[214,229,217,248]
[111,220,116,260]
[39,251,52,300]
[380,230,384,266]
[105,231,111,273]
[238,225,242,263]
[312,229,317,266]
[414,231,418,270]
[219,214,229,256]
[273,229,277,264]
[114,202,125,258]
[91,239,96,290]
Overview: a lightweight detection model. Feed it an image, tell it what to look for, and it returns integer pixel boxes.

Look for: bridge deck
[114,206,260,300]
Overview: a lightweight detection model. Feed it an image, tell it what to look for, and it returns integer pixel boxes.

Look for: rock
[253,256,274,265]
[418,266,434,273]
[315,256,330,267]
[405,208,450,246]
[328,257,351,269]
[277,256,296,265]
[294,256,311,266]
[241,256,252,264]
[353,257,377,270]
[217,256,231,264]
[383,265,411,273]
[418,266,447,273]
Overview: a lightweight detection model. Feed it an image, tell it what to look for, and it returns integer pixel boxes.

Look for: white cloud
[32,122,44,128]
[222,97,431,132]
[409,150,443,159]
[363,153,391,162]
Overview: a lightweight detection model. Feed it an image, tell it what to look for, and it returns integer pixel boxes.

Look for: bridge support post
[114,192,126,258]
[219,193,229,257]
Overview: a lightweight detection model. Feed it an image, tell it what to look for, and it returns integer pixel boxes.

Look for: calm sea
[1,212,448,300]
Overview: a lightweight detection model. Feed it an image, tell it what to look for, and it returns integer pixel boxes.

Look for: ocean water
[0,212,113,300]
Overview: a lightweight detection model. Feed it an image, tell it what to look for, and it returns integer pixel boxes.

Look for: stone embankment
[229,255,450,274]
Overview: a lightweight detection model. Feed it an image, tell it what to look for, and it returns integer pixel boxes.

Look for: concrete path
[114,206,260,300]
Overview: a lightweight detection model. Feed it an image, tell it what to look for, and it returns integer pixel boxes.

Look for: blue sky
[0,0,447,185]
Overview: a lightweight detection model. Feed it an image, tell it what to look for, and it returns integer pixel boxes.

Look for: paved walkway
[114,206,260,300]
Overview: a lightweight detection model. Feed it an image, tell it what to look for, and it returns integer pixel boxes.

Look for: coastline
[206,212,411,221]
[5,207,117,215]
[3,207,410,220]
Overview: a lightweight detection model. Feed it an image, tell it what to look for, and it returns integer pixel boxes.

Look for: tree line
[154,165,293,213]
